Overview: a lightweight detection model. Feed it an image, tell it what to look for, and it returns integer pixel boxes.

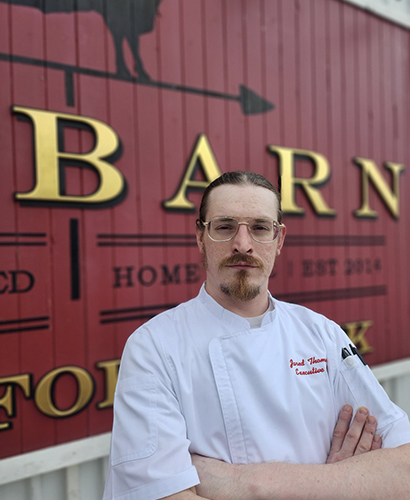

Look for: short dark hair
[198,171,282,226]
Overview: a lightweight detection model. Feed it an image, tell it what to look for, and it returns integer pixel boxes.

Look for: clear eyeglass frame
[198,217,284,243]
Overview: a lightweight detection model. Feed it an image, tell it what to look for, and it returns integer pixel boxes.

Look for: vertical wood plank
[9,3,57,454]
[0,0,25,458]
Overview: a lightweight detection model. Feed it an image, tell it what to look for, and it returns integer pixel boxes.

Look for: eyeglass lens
[208,218,279,242]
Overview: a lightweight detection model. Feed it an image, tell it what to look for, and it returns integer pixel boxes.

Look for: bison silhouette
[1,0,162,79]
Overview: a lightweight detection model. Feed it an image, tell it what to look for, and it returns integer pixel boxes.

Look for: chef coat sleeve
[103,329,199,500]
[328,324,410,449]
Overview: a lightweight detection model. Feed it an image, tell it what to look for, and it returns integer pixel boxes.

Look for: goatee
[210,253,264,302]
[220,269,261,302]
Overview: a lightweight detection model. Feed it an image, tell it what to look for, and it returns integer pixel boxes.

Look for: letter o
[34,366,94,418]
[138,265,157,286]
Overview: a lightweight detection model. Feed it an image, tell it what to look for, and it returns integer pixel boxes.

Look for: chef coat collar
[198,282,276,329]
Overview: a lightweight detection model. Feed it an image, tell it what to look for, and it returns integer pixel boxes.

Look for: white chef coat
[103,284,410,500]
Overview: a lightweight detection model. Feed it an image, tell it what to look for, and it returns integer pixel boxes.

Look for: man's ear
[276,224,286,256]
[195,222,205,253]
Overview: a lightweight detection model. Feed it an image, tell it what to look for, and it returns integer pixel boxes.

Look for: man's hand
[326,405,382,464]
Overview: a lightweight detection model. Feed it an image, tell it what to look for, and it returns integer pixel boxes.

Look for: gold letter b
[13,106,126,208]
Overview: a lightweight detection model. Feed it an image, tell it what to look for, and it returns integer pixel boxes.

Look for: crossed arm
[162,405,410,500]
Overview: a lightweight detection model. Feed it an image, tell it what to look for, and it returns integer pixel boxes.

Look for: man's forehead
[207,184,279,217]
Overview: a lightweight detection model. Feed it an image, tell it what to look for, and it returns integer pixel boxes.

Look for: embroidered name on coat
[289,356,327,375]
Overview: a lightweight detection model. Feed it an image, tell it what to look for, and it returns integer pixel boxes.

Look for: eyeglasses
[198,217,284,243]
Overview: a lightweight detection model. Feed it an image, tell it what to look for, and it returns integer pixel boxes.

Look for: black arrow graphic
[139,79,274,115]
[0,52,274,114]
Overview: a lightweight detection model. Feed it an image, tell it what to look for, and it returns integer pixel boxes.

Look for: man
[103,171,410,500]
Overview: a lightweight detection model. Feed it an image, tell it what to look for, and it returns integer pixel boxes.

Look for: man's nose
[231,224,253,253]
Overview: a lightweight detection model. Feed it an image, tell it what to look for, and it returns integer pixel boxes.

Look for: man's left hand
[326,405,382,464]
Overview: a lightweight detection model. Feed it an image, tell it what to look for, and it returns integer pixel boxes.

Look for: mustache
[219,253,264,269]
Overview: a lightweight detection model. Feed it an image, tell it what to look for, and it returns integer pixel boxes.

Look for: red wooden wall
[0,0,409,459]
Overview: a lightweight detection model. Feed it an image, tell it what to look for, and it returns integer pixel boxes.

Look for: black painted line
[0,232,47,237]
[97,241,197,247]
[96,233,384,247]
[97,233,196,240]
[100,314,159,324]
[65,69,75,107]
[70,218,80,300]
[0,242,47,246]
[285,235,385,246]
[276,285,387,304]
[100,303,179,324]
[0,316,50,326]
[0,324,50,335]
[0,232,47,246]
[100,303,178,316]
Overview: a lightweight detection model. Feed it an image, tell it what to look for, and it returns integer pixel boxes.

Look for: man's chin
[220,272,261,302]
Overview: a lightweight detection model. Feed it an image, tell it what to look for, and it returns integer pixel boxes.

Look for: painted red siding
[0,0,409,458]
